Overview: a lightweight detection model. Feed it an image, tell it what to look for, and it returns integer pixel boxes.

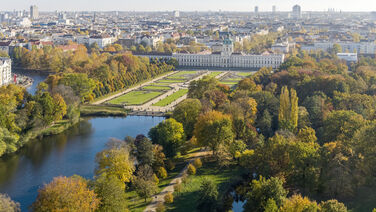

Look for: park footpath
[92,71,178,105]
[144,151,210,212]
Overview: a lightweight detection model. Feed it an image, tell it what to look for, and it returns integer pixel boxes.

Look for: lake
[0,116,164,211]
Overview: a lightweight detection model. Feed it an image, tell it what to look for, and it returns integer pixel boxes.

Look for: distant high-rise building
[174,10,180,18]
[371,11,376,21]
[292,5,301,19]
[254,6,259,13]
[30,5,39,19]
[272,5,277,13]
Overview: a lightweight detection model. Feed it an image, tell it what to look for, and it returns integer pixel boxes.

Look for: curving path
[144,151,210,212]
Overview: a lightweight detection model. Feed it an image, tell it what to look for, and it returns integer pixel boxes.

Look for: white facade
[174,39,284,69]
[89,36,114,49]
[337,53,358,63]
[0,58,11,86]
[301,41,376,54]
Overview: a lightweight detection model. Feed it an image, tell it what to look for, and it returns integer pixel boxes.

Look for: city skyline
[1,0,375,12]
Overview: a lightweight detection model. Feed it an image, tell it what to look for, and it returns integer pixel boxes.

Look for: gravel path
[144,151,210,212]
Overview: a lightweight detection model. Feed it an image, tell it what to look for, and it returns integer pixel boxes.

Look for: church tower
[221,38,234,57]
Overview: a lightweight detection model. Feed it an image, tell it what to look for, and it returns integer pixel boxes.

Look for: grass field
[171,71,198,77]
[153,89,188,107]
[219,81,239,85]
[142,86,171,91]
[166,162,244,212]
[208,72,223,77]
[80,105,128,116]
[224,78,243,81]
[237,72,253,77]
[150,82,172,86]
[108,91,162,105]
[158,79,186,84]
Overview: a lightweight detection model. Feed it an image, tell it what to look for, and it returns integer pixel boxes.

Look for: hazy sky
[3,0,376,12]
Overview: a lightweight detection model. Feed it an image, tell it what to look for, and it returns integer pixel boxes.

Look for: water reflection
[0,116,164,211]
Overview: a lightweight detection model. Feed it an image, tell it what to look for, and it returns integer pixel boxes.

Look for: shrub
[173,182,182,194]
[187,164,196,175]
[156,202,165,212]
[164,192,174,204]
[153,174,159,184]
[181,173,188,184]
[193,158,202,168]
[166,160,175,171]
[157,167,168,179]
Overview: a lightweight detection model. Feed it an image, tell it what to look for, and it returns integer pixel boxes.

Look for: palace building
[137,38,285,70]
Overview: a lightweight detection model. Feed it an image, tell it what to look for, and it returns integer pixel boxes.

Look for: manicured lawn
[237,72,254,77]
[108,91,162,105]
[158,79,186,84]
[153,89,188,107]
[143,86,171,91]
[166,162,244,212]
[171,71,198,77]
[80,105,128,116]
[150,82,172,86]
[208,71,223,77]
[225,78,243,81]
[167,76,186,80]
[219,81,238,85]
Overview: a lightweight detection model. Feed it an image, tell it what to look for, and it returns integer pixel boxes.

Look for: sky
[2,0,376,12]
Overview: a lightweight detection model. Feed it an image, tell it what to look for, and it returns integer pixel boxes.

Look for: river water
[13,69,48,95]
[0,116,164,211]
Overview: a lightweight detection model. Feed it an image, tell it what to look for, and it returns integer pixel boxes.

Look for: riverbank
[80,104,129,117]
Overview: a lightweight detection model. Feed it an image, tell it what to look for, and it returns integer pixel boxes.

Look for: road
[144,151,210,212]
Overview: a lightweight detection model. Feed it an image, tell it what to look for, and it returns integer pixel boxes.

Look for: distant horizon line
[1,9,375,13]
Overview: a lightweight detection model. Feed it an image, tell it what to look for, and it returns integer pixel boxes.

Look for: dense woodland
[0,46,175,158]
[12,45,176,101]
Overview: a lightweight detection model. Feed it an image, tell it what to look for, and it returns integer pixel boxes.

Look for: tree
[0,193,20,212]
[173,99,202,138]
[197,178,218,212]
[194,111,234,155]
[322,110,366,142]
[95,145,135,184]
[164,192,174,204]
[32,176,100,212]
[149,118,185,157]
[93,174,128,212]
[280,194,319,212]
[278,86,299,132]
[353,122,376,182]
[157,167,168,179]
[187,164,196,175]
[320,199,348,212]
[244,176,287,212]
[188,76,218,99]
[332,44,342,54]
[264,198,278,212]
[133,165,158,202]
[58,73,96,102]
[134,135,154,166]
[193,158,202,168]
